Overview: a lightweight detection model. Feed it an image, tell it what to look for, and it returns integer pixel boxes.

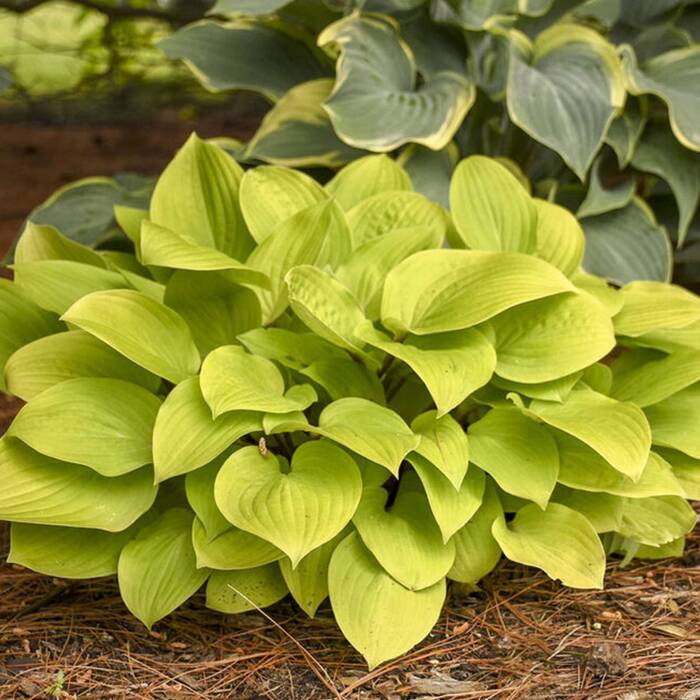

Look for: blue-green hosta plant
[2,135,699,669]
[158,0,700,286]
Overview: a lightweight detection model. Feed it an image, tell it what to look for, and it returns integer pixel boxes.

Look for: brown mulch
[0,526,699,699]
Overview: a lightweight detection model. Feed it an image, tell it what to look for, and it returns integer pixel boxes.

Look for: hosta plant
[158,0,700,286]
[2,135,699,669]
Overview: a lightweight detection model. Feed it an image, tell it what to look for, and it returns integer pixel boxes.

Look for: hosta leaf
[552,487,623,533]
[245,79,363,168]
[159,21,326,101]
[614,281,700,337]
[240,165,327,245]
[0,280,62,392]
[328,531,446,670]
[15,222,106,267]
[62,289,201,384]
[285,265,373,363]
[200,345,317,417]
[4,330,160,401]
[238,327,346,371]
[632,321,700,354]
[337,226,442,319]
[0,438,157,531]
[529,387,651,480]
[324,154,412,211]
[353,480,455,590]
[492,502,606,588]
[556,435,685,498]
[468,407,559,509]
[572,271,624,317]
[8,523,134,579]
[11,260,130,315]
[582,199,672,286]
[397,142,458,208]
[507,24,624,179]
[114,205,148,245]
[192,518,283,570]
[610,349,700,407]
[300,357,385,404]
[139,222,267,288]
[487,292,615,383]
[631,126,700,245]
[380,249,573,336]
[8,378,160,477]
[346,191,445,249]
[215,441,362,566]
[533,199,585,277]
[118,508,209,628]
[410,456,485,542]
[356,323,496,417]
[279,529,347,617]
[449,156,537,253]
[644,384,700,458]
[577,155,636,220]
[621,44,700,151]
[153,377,262,482]
[206,565,288,613]
[410,411,470,489]
[185,460,231,541]
[164,271,261,356]
[657,449,700,499]
[618,496,697,546]
[491,371,582,403]
[318,14,473,151]
[605,101,646,168]
[149,133,253,260]
[315,398,419,475]
[448,481,503,585]
[247,201,349,323]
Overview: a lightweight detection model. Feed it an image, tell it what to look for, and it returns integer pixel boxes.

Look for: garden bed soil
[1,116,700,699]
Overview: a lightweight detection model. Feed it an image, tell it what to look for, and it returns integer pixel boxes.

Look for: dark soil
[0,107,262,258]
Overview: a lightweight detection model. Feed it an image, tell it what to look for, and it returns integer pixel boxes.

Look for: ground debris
[1,518,699,699]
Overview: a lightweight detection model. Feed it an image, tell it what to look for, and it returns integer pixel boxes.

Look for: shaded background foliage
[1,0,700,289]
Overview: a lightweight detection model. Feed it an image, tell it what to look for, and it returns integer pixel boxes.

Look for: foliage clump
[162,0,700,286]
[1,135,699,668]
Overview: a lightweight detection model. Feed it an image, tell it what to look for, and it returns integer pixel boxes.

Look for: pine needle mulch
[1,397,699,700]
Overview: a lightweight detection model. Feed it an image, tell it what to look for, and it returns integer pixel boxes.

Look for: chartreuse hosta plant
[157,0,700,286]
[2,135,699,669]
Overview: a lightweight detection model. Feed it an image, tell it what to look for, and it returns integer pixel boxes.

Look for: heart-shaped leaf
[618,496,697,546]
[215,440,362,566]
[200,345,317,417]
[533,199,585,277]
[318,14,473,151]
[644,384,700,458]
